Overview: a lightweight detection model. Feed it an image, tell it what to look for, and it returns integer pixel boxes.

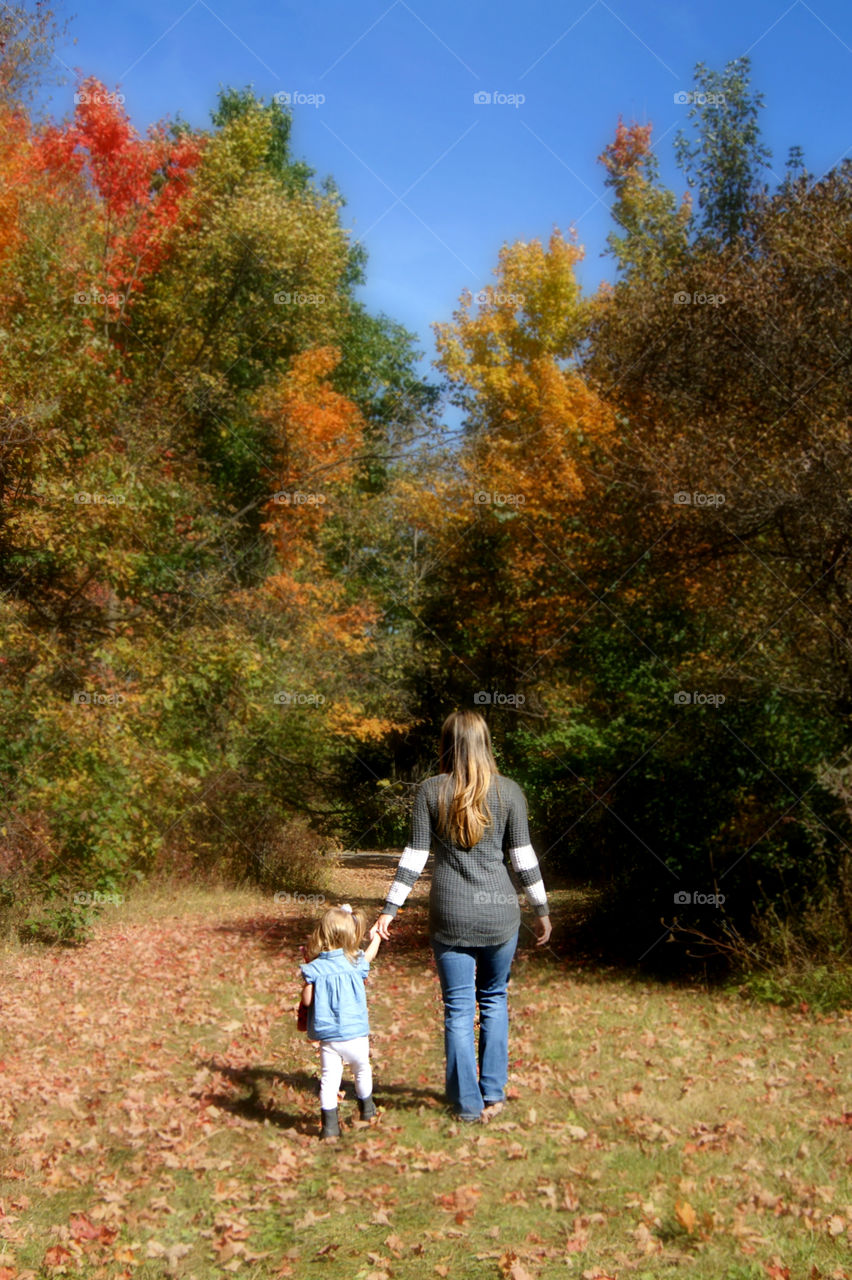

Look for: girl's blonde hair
[436,709,498,848]
[305,905,369,963]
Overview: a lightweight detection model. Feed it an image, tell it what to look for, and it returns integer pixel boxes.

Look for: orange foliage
[260,345,365,559]
[598,116,653,178]
[0,104,33,264]
[254,344,381,658]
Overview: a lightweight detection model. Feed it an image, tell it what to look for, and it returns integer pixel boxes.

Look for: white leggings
[319,1036,372,1111]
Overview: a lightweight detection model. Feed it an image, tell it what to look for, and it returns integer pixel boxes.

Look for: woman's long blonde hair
[436,710,498,848]
[305,905,368,963]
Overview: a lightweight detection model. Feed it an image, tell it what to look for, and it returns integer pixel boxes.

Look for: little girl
[300,903,381,1139]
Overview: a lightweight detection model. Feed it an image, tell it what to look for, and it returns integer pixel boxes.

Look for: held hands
[371,913,394,941]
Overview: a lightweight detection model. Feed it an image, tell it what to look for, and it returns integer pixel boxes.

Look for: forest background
[1,0,851,1004]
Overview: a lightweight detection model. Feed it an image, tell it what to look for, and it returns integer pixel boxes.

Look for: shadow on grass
[206,868,649,978]
[337,852,405,872]
[202,1060,314,1134]
[209,908,437,958]
[202,1058,447,1134]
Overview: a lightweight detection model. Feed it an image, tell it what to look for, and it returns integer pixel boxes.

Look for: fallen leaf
[675,1199,696,1234]
[632,1222,659,1254]
[43,1248,71,1270]
[294,1209,331,1231]
[69,1214,101,1241]
[435,1185,481,1217]
[499,1252,535,1280]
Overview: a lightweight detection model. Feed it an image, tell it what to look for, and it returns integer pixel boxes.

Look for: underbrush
[0,804,336,948]
[682,871,852,1012]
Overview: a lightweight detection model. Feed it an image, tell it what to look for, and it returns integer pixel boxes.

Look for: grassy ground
[0,858,850,1280]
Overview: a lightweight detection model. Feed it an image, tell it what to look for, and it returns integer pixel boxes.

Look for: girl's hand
[373,913,394,941]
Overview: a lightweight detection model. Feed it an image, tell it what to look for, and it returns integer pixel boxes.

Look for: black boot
[358,1094,377,1119]
[320,1107,340,1139]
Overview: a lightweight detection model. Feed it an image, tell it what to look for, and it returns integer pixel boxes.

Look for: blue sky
[38,0,852,376]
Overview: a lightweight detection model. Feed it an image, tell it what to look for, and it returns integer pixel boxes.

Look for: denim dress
[300,948,371,1041]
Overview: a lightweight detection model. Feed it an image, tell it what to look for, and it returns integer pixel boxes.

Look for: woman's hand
[533,915,552,946]
[372,913,394,941]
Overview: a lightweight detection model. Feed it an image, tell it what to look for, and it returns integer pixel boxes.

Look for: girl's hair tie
[339,903,353,914]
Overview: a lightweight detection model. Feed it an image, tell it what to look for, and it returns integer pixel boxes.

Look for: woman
[373,710,551,1122]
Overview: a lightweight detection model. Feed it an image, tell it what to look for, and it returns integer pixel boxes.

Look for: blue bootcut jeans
[432,931,518,1120]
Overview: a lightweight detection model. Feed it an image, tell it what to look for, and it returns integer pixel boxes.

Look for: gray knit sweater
[382,773,549,946]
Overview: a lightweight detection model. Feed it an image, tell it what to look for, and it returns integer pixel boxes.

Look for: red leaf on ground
[69,1213,101,1240]
[435,1185,481,1216]
[43,1247,72,1269]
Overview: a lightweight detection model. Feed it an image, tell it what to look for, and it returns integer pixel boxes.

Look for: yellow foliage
[326,706,408,743]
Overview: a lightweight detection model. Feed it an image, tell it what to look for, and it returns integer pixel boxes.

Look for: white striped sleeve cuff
[398,845,430,875]
[385,846,429,909]
[385,881,411,906]
[508,843,538,871]
[508,843,549,912]
[520,877,548,909]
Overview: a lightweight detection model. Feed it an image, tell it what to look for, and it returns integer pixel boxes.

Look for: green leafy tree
[674,56,772,245]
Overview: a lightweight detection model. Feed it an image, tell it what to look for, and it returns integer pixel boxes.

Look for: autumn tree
[567,93,852,959]
[388,231,617,746]
[0,70,433,918]
[599,117,691,279]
